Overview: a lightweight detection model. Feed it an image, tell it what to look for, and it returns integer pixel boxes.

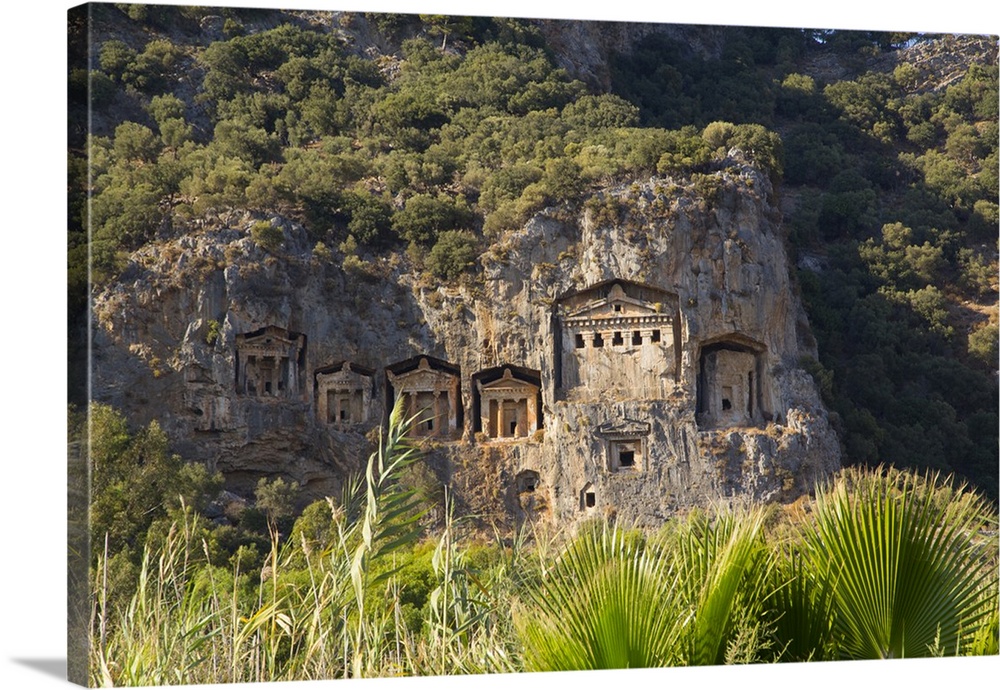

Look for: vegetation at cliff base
[88,402,998,684]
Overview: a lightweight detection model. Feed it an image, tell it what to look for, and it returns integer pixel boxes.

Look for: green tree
[392,193,472,246]
[427,229,479,280]
[112,121,161,162]
[99,39,136,82]
[255,476,300,535]
[147,94,186,126]
[90,403,222,562]
[967,320,999,368]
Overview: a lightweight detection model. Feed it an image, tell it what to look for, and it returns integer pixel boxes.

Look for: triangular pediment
[316,363,371,389]
[238,325,303,349]
[478,368,539,393]
[389,357,458,391]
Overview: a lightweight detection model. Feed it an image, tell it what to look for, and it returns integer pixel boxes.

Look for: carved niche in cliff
[386,356,462,439]
[555,280,681,400]
[235,326,306,398]
[314,361,374,429]
[696,335,768,429]
[596,417,652,472]
[472,365,542,440]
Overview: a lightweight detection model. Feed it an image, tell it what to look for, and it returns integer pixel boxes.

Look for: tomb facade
[235,326,306,398]
[386,356,462,439]
[696,339,767,428]
[595,418,652,472]
[315,362,374,429]
[473,366,542,440]
[556,281,680,400]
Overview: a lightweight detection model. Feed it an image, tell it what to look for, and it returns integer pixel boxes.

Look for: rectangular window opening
[612,331,623,346]
[651,330,661,343]
[585,492,596,508]
[619,450,635,467]
[613,303,622,312]
[575,333,585,349]
[632,331,642,345]
[593,333,604,348]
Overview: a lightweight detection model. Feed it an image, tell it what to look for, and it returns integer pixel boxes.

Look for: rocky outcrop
[533,20,727,90]
[92,156,841,529]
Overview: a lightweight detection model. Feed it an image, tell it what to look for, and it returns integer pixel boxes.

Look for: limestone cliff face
[92,157,840,528]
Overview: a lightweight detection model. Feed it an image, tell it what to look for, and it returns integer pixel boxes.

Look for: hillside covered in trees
[69,4,998,500]
[64,5,1000,684]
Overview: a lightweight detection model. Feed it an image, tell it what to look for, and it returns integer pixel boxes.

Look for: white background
[1,1,997,688]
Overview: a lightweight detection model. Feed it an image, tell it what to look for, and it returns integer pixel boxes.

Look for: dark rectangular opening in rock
[632,331,642,345]
[612,331,623,346]
[585,492,596,508]
[651,330,661,343]
[593,333,604,348]
[619,450,635,467]
[575,333,585,349]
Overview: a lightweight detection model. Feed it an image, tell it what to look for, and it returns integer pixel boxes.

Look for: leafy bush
[99,39,136,81]
[968,320,998,367]
[392,193,473,246]
[426,229,479,280]
[250,220,283,251]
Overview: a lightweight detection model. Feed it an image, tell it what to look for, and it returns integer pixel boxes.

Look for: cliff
[92,154,841,529]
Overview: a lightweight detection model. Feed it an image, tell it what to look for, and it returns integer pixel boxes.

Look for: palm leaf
[514,523,681,670]
[670,507,773,666]
[805,466,996,659]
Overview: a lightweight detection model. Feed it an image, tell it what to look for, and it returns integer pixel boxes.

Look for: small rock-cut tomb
[315,361,373,428]
[474,366,542,440]
[236,326,305,398]
[696,338,767,428]
[596,418,651,472]
[387,356,462,439]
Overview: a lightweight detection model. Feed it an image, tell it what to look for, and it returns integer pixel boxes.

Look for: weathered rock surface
[92,158,841,529]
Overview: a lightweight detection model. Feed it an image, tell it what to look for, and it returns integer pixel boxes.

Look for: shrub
[99,39,136,81]
[968,320,999,367]
[312,241,333,262]
[392,193,472,246]
[205,319,221,346]
[250,220,283,252]
[426,229,479,280]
